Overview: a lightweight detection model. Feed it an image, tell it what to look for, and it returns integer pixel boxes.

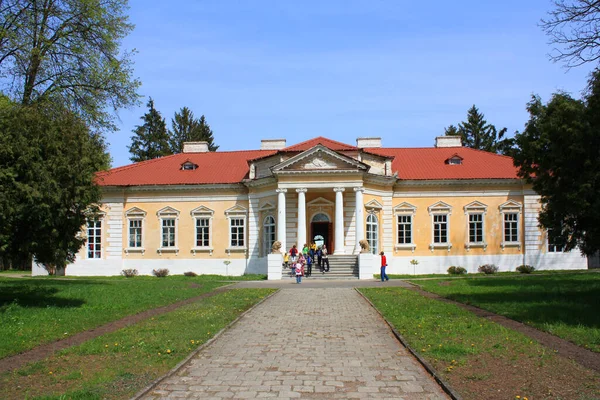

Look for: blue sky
[108,0,595,167]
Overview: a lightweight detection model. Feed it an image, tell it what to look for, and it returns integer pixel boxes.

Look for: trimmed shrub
[516,264,535,274]
[121,269,138,278]
[447,266,467,275]
[478,264,499,274]
[183,271,198,277]
[152,268,170,278]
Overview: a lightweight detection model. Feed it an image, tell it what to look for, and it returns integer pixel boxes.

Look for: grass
[1,288,275,400]
[0,275,241,358]
[375,268,594,280]
[409,272,600,352]
[360,287,600,399]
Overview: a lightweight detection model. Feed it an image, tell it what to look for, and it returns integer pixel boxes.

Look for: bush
[447,266,467,275]
[516,264,535,274]
[152,268,170,278]
[183,271,198,277]
[478,264,499,274]
[121,269,138,278]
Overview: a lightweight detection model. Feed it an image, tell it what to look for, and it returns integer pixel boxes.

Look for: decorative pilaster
[334,187,345,254]
[276,188,287,253]
[354,187,365,254]
[296,188,307,249]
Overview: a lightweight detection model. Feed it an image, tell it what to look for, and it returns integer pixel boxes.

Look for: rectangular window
[87,220,102,259]
[433,214,448,243]
[230,218,245,247]
[548,229,565,253]
[128,219,142,248]
[196,218,210,247]
[469,213,484,243]
[504,213,518,243]
[162,218,176,248]
[397,215,412,244]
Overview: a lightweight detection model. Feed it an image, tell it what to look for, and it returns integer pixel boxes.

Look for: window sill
[429,243,452,252]
[395,243,416,252]
[501,242,521,250]
[192,247,213,256]
[465,242,487,251]
[158,248,179,255]
[125,247,145,255]
[226,247,247,256]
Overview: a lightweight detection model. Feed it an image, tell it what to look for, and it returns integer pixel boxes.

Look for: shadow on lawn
[0,280,106,309]
[441,275,600,329]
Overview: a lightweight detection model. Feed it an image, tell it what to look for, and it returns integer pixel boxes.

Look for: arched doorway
[310,213,332,252]
[366,214,379,254]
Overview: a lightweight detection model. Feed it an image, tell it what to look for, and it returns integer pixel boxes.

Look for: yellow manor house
[33,136,588,278]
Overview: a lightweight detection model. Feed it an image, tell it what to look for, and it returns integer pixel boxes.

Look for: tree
[0,100,110,273]
[541,0,600,68]
[512,69,600,256]
[444,105,511,154]
[169,107,219,153]
[0,0,140,129]
[128,98,171,162]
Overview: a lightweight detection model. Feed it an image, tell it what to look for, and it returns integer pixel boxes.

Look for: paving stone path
[142,288,449,399]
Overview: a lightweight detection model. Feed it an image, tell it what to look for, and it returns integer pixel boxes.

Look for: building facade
[32,136,588,277]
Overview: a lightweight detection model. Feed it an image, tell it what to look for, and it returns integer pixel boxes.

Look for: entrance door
[310,213,332,252]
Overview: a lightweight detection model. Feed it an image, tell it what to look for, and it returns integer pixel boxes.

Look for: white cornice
[271,144,369,173]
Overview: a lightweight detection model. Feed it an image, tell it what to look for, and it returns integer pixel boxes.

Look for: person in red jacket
[380,251,389,282]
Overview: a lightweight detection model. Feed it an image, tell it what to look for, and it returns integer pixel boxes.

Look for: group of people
[283,242,330,283]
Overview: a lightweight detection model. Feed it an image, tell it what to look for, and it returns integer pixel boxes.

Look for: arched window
[366,214,379,254]
[263,215,276,256]
[312,213,330,222]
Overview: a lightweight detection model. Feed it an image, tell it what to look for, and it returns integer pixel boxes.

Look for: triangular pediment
[157,206,180,216]
[272,145,368,173]
[191,205,214,216]
[307,196,334,206]
[499,200,522,211]
[428,201,452,215]
[365,199,383,210]
[225,204,248,215]
[394,202,417,213]
[259,201,276,211]
[126,207,146,216]
[464,201,488,212]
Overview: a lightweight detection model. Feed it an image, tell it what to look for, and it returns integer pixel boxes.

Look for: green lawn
[2,288,275,400]
[409,272,600,352]
[0,275,253,358]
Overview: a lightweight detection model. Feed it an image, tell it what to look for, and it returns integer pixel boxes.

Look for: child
[283,253,290,276]
[295,261,303,284]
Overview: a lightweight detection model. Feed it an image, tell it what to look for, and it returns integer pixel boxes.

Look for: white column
[276,188,287,253]
[296,188,307,249]
[354,187,365,254]
[334,187,345,254]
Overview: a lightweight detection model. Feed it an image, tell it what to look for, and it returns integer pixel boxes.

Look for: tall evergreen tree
[128,98,171,162]
[169,107,219,153]
[0,100,110,273]
[512,70,600,255]
[445,105,511,154]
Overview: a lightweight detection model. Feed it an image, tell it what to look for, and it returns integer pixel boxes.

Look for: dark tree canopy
[444,105,512,154]
[541,0,600,68]
[0,0,140,129]
[513,69,600,256]
[0,100,109,272]
[128,98,171,162]
[169,107,219,153]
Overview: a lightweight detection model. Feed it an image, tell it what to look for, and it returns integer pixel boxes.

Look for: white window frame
[125,207,146,254]
[225,205,248,255]
[394,202,417,252]
[547,228,566,253]
[262,215,276,257]
[157,207,180,254]
[86,218,104,259]
[428,202,452,252]
[464,201,487,251]
[366,213,379,255]
[499,200,522,250]
[191,206,214,255]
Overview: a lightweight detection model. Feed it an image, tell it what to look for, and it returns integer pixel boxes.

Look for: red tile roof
[96,138,520,187]
[96,150,277,186]
[364,147,519,180]
[282,136,357,152]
